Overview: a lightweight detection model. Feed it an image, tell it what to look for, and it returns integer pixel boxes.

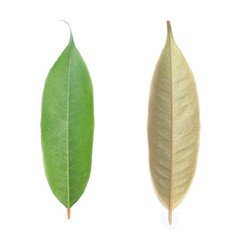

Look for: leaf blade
[148,21,200,224]
[41,27,94,212]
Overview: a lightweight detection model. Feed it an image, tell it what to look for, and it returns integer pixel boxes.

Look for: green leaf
[147,21,200,224]
[41,23,94,218]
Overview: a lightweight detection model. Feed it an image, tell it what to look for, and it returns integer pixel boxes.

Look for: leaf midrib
[167,21,173,224]
[67,41,72,208]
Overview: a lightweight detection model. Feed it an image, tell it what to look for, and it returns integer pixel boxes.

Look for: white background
[0,0,239,239]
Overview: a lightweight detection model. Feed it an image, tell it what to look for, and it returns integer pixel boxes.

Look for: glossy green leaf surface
[41,27,94,212]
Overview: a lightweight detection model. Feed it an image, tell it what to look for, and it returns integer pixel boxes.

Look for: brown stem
[67,208,71,220]
[168,209,172,225]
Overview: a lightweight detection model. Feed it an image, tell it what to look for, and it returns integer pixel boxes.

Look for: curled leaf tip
[67,208,71,220]
[59,19,71,29]
[59,20,73,41]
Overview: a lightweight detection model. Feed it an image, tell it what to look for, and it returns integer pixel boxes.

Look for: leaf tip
[67,208,71,220]
[59,19,71,29]
[59,19,73,43]
[166,20,174,42]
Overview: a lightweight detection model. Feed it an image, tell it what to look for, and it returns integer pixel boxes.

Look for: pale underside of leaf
[148,21,200,224]
[41,29,94,214]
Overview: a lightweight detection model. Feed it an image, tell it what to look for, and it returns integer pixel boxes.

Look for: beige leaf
[147,21,200,224]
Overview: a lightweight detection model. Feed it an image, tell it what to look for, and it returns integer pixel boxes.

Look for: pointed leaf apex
[166,21,174,42]
[59,20,74,44]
